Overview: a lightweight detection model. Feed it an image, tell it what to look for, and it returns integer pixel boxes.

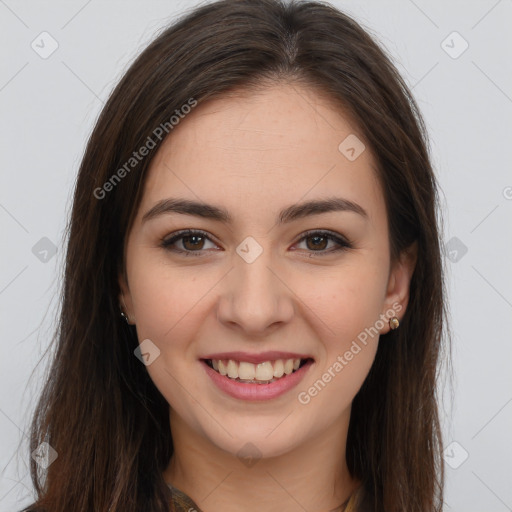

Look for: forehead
[138,82,385,227]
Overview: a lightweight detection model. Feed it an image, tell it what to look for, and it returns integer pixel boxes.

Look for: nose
[216,248,295,337]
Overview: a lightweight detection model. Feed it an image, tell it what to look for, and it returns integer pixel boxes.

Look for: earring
[120,309,130,324]
[389,316,400,330]
[120,295,131,324]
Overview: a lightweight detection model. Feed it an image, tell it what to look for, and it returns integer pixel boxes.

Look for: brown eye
[295,230,352,255]
[305,234,329,251]
[161,229,352,257]
[161,230,217,256]
[181,234,206,251]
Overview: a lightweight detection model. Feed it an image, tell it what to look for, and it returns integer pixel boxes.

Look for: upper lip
[200,351,314,364]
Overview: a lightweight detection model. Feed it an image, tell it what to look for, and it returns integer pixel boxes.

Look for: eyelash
[160,229,352,257]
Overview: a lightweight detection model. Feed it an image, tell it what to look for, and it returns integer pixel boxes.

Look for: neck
[163,407,359,512]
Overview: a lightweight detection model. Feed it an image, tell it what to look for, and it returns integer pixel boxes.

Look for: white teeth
[209,357,307,382]
[226,360,238,378]
[238,361,256,380]
[273,359,284,378]
[255,361,274,380]
[283,359,294,375]
[218,360,228,376]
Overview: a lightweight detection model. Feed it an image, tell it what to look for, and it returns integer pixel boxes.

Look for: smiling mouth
[202,357,313,384]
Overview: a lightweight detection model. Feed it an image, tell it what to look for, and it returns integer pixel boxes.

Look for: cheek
[127,259,222,408]
[293,279,382,413]
[127,262,210,411]
[296,261,387,341]
[291,264,385,399]
[128,252,207,340]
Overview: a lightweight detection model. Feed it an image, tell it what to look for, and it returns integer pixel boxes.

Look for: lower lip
[201,359,314,401]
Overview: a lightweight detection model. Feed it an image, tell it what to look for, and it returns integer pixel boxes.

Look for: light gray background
[1,0,511,510]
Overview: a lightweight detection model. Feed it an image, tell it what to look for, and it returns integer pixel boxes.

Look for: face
[119,82,415,459]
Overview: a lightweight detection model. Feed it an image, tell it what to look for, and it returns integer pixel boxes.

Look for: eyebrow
[141,196,368,225]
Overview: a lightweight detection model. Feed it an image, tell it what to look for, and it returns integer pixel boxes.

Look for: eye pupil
[183,235,204,250]
[307,235,327,250]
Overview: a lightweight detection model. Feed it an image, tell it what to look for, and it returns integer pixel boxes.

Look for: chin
[205,420,305,460]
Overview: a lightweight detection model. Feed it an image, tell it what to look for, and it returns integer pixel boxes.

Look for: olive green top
[167,482,370,512]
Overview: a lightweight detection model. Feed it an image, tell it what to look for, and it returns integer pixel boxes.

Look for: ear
[118,270,135,324]
[379,241,417,335]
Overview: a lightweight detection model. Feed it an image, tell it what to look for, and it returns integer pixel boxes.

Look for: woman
[22,0,449,510]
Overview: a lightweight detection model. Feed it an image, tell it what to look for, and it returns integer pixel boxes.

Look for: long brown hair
[22,1,449,510]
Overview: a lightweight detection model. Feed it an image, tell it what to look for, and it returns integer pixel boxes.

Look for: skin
[119,82,417,512]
